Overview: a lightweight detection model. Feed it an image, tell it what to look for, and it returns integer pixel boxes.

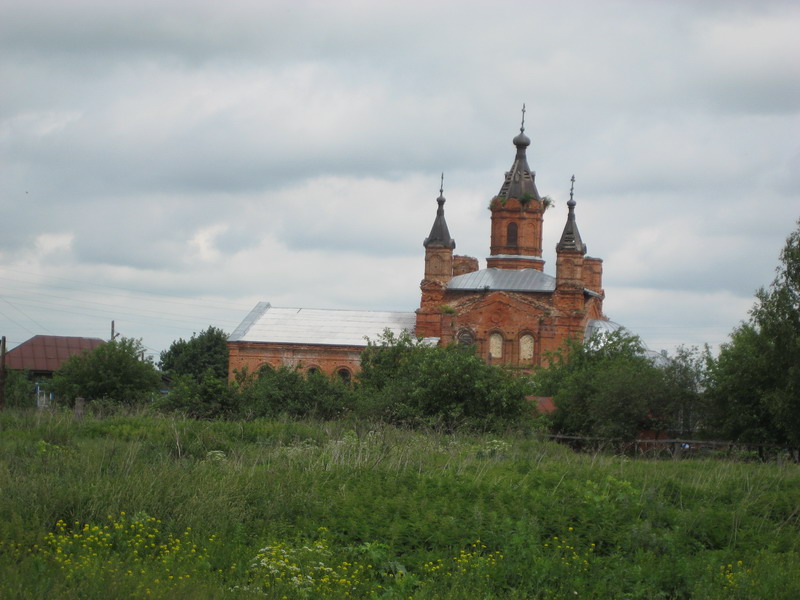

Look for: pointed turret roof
[556,175,586,254]
[497,104,541,201]
[423,174,456,249]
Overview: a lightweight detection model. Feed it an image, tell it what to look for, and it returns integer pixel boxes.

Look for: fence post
[74,397,85,421]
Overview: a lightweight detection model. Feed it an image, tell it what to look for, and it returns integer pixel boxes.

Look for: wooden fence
[541,433,799,463]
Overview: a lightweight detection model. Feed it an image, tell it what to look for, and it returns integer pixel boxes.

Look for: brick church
[227,116,609,379]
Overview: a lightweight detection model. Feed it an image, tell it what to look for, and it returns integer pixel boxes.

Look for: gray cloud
[1,0,798,357]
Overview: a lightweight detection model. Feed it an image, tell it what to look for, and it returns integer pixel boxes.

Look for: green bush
[50,338,161,407]
[2,369,36,409]
[155,371,238,419]
[237,366,351,420]
[357,331,533,430]
[534,331,674,440]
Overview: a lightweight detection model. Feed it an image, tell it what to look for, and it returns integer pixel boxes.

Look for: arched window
[336,368,352,383]
[507,222,518,246]
[520,334,535,362]
[457,329,475,346]
[489,333,503,359]
[307,366,320,376]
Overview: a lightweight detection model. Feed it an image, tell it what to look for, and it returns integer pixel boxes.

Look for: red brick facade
[228,340,358,381]
[228,121,608,378]
[415,131,606,370]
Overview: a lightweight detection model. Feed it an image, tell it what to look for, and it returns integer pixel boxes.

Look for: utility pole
[111,321,120,341]
[0,336,7,411]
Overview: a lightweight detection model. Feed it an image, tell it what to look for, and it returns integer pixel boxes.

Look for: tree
[533,331,673,440]
[51,338,161,405]
[155,369,238,419]
[357,330,533,430]
[1,369,36,409]
[660,345,711,437]
[706,324,779,443]
[159,326,229,383]
[706,219,800,445]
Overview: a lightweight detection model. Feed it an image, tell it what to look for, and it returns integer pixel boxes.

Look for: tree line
[3,220,799,443]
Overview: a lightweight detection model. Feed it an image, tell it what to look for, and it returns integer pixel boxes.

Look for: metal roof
[584,319,627,340]
[584,319,670,367]
[498,118,541,201]
[423,182,456,249]
[5,335,105,373]
[228,302,417,347]
[447,268,556,292]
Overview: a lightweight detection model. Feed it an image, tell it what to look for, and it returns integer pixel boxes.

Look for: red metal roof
[5,335,105,373]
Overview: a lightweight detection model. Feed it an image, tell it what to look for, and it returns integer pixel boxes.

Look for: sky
[1,0,798,362]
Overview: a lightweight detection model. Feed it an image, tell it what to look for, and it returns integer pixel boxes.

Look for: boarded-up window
[507,222,518,246]
[489,333,503,359]
[520,334,534,362]
[428,254,443,275]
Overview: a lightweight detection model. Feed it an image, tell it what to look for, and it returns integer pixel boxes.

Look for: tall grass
[1,409,799,598]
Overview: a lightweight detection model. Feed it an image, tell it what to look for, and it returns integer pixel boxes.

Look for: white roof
[229,302,417,347]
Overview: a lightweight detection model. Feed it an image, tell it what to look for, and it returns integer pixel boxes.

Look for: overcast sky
[1,0,798,362]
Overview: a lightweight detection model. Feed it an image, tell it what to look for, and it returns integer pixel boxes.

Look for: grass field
[1,409,799,598]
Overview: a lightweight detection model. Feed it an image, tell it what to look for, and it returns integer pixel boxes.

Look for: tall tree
[160,326,229,382]
[660,345,711,437]
[707,220,800,445]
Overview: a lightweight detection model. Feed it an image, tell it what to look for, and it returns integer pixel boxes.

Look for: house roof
[5,335,105,373]
[228,302,417,347]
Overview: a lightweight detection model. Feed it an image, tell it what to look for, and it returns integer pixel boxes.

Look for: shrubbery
[236,365,351,420]
[532,331,670,440]
[356,331,533,430]
[1,368,36,409]
[149,329,533,431]
[50,338,161,406]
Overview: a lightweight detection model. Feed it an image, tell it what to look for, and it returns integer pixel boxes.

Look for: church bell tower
[486,105,547,271]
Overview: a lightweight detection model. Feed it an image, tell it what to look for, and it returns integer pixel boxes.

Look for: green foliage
[2,368,36,408]
[661,345,711,437]
[159,326,229,383]
[38,513,215,596]
[50,338,161,406]
[358,330,533,430]
[2,412,800,599]
[237,366,351,420]
[706,324,779,443]
[157,327,233,420]
[707,219,800,445]
[155,372,239,419]
[533,331,686,440]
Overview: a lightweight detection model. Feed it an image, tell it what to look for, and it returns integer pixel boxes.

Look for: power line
[0,267,254,313]
[0,297,52,334]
